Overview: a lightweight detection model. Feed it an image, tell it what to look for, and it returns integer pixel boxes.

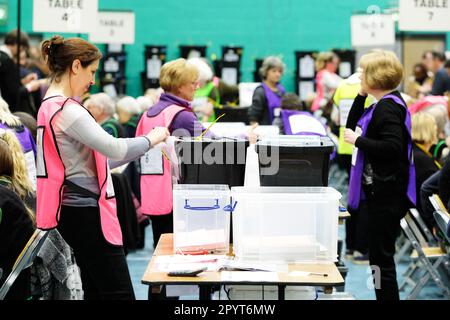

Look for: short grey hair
[87,93,116,117]
[259,56,285,79]
[116,96,140,115]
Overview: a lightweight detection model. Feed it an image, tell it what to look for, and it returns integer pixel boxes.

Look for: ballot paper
[155,255,226,272]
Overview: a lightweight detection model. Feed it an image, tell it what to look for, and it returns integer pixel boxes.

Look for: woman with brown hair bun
[36,35,169,300]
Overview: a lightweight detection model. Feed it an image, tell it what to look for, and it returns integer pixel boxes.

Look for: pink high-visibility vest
[36,96,122,246]
[136,104,186,216]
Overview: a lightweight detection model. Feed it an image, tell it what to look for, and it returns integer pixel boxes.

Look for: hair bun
[50,35,64,46]
[45,35,64,57]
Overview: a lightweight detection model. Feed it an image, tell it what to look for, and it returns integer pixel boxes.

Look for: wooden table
[142,234,344,300]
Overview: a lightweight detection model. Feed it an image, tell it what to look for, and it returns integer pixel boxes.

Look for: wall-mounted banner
[33,0,98,33]
[351,14,395,47]
[89,11,135,45]
[399,0,450,31]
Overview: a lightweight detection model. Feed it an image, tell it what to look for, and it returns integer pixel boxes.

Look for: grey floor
[126,164,448,300]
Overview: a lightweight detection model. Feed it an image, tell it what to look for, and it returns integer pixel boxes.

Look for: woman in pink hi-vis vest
[136,58,215,251]
[36,36,169,300]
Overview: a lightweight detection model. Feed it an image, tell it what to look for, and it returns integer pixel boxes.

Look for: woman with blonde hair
[0,129,35,300]
[411,112,441,228]
[344,50,416,300]
[311,51,342,113]
[136,58,215,249]
[0,97,36,189]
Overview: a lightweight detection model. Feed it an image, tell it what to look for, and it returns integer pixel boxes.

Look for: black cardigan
[0,183,35,298]
[346,91,410,198]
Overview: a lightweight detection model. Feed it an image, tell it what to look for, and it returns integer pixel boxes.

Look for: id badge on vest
[24,151,37,191]
[351,126,362,166]
[273,107,281,118]
[140,148,164,175]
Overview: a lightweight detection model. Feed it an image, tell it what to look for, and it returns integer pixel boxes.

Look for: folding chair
[429,194,448,214]
[409,208,437,245]
[433,210,450,245]
[0,230,49,300]
[399,210,432,291]
[400,215,450,299]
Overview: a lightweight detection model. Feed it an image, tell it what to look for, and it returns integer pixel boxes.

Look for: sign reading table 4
[33,0,98,33]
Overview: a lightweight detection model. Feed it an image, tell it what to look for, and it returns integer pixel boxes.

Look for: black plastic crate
[256,136,334,187]
[175,137,249,187]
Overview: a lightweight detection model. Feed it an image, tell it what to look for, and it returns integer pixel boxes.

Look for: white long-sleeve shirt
[53,102,150,206]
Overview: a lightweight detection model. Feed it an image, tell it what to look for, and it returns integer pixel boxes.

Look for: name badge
[351,126,362,166]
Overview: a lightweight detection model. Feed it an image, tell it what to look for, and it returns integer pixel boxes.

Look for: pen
[310,272,328,277]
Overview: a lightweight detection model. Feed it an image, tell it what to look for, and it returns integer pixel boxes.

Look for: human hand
[344,128,360,145]
[25,79,41,92]
[146,127,170,147]
[21,73,38,85]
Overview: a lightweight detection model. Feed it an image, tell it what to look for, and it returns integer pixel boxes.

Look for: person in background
[136,58,218,250]
[405,63,433,99]
[116,96,141,138]
[423,51,450,96]
[311,52,342,115]
[13,111,37,142]
[0,129,35,300]
[248,56,286,125]
[0,97,37,193]
[273,93,326,136]
[85,92,124,138]
[0,29,42,115]
[36,35,169,300]
[188,57,239,122]
[136,95,154,114]
[344,50,416,300]
[411,112,441,229]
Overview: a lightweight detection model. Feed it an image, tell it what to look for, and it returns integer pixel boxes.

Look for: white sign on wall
[351,14,395,47]
[89,11,135,45]
[399,0,450,31]
[33,0,98,33]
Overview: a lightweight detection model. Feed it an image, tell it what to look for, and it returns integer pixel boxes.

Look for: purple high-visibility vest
[261,83,285,124]
[347,94,416,210]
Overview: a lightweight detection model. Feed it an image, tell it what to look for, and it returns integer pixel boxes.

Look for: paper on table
[221,271,279,282]
[155,255,226,272]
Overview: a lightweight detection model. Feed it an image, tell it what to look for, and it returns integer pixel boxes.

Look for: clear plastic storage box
[231,186,341,263]
[173,184,232,254]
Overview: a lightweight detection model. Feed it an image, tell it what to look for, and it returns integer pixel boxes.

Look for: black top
[0,183,35,294]
[431,68,450,96]
[413,144,440,215]
[346,92,410,198]
[247,85,283,125]
[439,156,450,210]
[0,51,35,115]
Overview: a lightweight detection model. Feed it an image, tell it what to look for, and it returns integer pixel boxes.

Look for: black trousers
[345,200,369,254]
[150,213,173,249]
[364,185,407,300]
[57,206,135,300]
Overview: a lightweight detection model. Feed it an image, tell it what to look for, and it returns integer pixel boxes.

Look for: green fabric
[101,118,120,138]
[195,81,221,122]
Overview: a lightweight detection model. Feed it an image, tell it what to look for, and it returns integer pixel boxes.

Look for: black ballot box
[175,137,249,187]
[255,135,334,187]
[214,106,249,124]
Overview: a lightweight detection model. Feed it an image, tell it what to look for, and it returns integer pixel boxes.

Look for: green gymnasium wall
[1,0,449,97]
